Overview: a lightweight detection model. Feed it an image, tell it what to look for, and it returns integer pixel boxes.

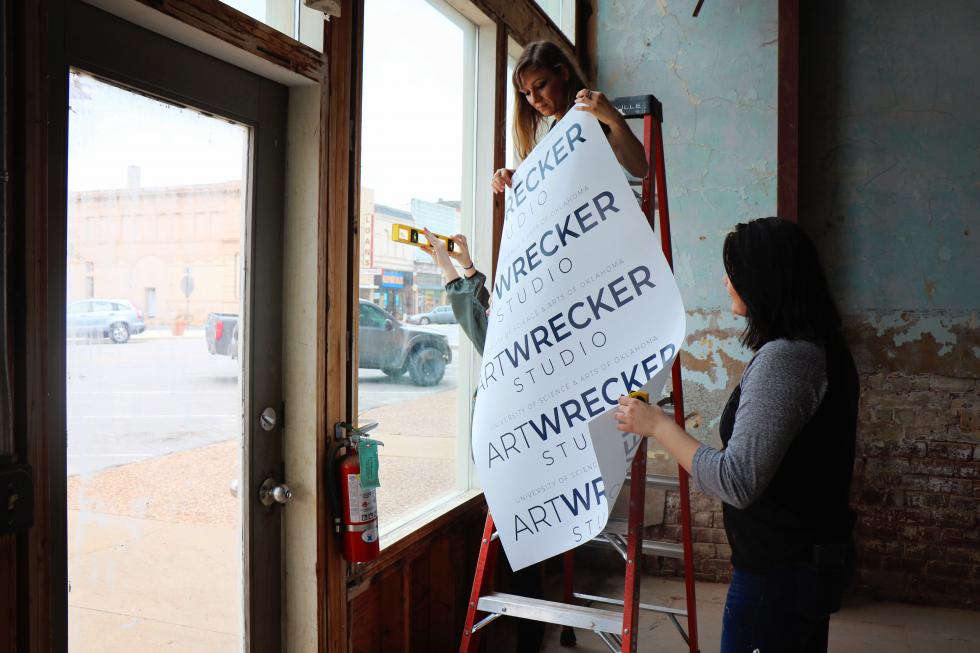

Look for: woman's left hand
[615,395,670,438]
[574,88,623,128]
[421,228,457,277]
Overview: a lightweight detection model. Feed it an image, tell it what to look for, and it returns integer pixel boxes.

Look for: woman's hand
[574,88,649,178]
[490,168,514,194]
[615,395,701,474]
[615,395,671,438]
[421,228,459,282]
[447,233,475,272]
[574,88,624,129]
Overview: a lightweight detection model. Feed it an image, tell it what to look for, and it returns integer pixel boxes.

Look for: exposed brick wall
[645,491,729,583]
[643,372,980,611]
[851,372,980,609]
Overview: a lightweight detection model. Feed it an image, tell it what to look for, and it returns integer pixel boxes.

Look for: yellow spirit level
[628,390,650,403]
[391,223,456,252]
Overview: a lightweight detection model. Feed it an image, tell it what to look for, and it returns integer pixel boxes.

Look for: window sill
[356,489,485,578]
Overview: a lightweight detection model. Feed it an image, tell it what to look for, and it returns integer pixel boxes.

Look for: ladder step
[625,472,680,490]
[574,592,688,618]
[642,539,684,559]
[476,592,623,634]
[589,527,685,560]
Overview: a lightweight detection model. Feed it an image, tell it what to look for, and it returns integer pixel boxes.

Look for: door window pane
[359,0,478,536]
[67,70,248,652]
[220,0,324,51]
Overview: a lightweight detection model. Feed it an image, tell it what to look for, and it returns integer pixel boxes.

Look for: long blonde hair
[512,41,588,161]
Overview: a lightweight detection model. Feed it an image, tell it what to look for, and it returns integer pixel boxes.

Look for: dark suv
[358,300,451,386]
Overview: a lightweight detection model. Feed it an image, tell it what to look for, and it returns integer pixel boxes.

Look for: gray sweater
[692,339,828,509]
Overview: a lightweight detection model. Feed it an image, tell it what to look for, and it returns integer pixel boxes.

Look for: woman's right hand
[490,168,514,194]
[447,234,473,269]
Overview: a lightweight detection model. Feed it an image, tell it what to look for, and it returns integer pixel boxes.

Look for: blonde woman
[491,39,648,193]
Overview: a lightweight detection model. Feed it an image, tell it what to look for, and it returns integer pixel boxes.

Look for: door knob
[259,478,292,506]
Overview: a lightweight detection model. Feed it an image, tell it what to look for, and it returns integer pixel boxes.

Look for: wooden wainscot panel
[349,500,486,653]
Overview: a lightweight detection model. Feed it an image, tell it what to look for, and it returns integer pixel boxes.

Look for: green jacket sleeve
[446,270,489,356]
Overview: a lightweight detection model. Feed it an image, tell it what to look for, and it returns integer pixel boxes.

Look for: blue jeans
[721,566,830,653]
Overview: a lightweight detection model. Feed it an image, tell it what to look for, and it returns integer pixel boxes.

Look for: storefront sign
[380,270,406,288]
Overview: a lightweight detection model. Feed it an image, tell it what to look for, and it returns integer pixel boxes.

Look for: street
[67,326,461,476]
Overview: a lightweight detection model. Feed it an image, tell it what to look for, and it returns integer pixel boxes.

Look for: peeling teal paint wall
[800,1,980,314]
[597,0,778,310]
[796,3,980,609]
[592,0,979,604]
[799,1,980,377]
[596,1,778,444]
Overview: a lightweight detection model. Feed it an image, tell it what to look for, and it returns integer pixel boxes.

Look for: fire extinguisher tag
[359,440,381,489]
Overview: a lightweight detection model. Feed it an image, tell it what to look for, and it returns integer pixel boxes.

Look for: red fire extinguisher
[330,424,382,564]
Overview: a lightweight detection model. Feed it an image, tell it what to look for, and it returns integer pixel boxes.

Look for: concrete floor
[67,498,980,652]
[529,573,980,653]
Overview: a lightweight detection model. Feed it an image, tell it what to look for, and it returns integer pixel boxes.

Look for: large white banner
[472,110,686,571]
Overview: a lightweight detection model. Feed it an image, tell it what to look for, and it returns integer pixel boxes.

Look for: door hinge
[0,462,34,535]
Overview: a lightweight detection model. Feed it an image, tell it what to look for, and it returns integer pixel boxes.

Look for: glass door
[65,3,287,651]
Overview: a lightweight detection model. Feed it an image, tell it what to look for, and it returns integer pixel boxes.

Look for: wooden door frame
[6,0,290,649]
[318,2,361,650]
[7,0,70,646]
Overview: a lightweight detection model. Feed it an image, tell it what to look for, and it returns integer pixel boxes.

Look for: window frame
[365,0,589,547]
[358,0,490,546]
[533,0,576,44]
[346,0,595,572]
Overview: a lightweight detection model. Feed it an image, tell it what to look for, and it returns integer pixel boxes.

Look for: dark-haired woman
[491,40,648,193]
[615,217,859,653]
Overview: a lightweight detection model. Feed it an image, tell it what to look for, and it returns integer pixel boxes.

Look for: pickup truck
[205,312,239,358]
[206,301,451,386]
[357,300,451,386]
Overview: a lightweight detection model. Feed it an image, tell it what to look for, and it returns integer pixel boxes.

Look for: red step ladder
[459,94,699,653]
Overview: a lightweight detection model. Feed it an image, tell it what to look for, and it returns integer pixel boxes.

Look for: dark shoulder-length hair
[512,40,588,160]
[723,217,842,351]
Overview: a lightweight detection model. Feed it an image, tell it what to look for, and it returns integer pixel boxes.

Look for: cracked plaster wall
[597,0,777,445]
[799,1,980,378]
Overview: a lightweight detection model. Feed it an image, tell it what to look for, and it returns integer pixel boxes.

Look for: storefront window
[358,0,479,538]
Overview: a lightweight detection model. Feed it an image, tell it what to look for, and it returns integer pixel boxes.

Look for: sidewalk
[133,326,207,340]
[68,510,240,653]
[67,412,460,652]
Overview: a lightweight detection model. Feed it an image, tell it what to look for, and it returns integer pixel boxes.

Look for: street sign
[180,275,195,298]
